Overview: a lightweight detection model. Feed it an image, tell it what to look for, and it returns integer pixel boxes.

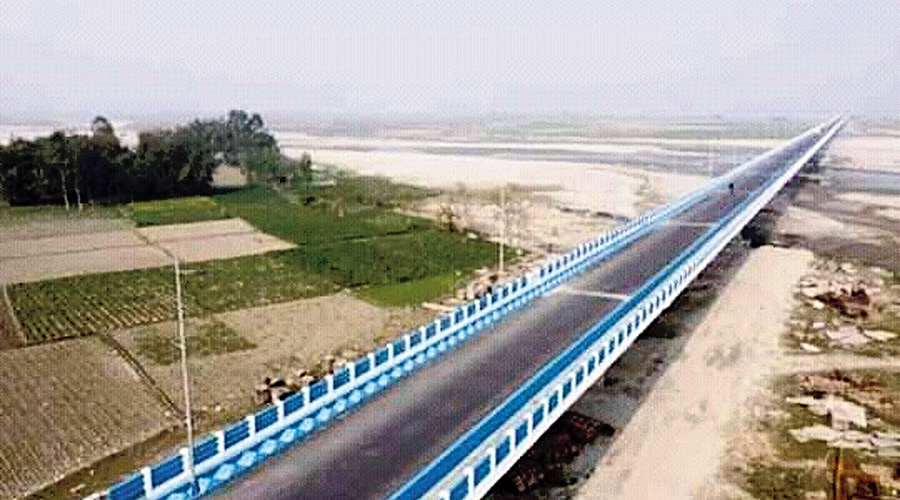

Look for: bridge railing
[101,118,841,500]
[394,118,844,500]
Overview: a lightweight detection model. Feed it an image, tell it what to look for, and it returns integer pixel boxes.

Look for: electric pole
[174,259,198,494]
[499,185,506,275]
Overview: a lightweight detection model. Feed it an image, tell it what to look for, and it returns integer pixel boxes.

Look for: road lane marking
[553,286,630,301]
[665,220,717,228]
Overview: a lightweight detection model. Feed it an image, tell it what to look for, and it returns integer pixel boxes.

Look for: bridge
[103,117,845,500]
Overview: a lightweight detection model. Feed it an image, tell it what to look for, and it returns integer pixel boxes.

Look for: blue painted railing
[98,117,842,500]
[392,117,844,500]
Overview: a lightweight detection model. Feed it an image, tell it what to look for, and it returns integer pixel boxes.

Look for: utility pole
[174,259,198,495]
[499,185,507,275]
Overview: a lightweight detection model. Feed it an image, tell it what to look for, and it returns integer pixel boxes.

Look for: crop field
[9,251,338,343]
[0,337,173,500]
[214,184,433,245]
[8,176,497,344]
[358,272,460,306]
[130,196,228,227]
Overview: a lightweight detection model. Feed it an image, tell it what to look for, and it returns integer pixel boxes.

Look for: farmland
[357,272,460,306]
[130,196,229,227]
[0,337,174,500]
[9,250,338,343]
[5,175,499,344]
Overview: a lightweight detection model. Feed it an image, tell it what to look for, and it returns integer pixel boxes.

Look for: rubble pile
[792,260,900,351]
[787,371,900,457]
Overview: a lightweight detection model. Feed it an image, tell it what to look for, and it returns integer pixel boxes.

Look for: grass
[743,463,819,500]
[134,319,255,365]
[0,204,125,222]
[214,184,431,246]
[767,376,830,461]
[130,196,228,227]
[358,272,461,306]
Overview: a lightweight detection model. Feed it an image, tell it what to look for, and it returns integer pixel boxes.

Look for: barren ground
[0,218,294,284]
[0,337,174,500]
[112,293,434,420]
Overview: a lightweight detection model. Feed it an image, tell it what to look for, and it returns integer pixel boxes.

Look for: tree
[297,152,313,189]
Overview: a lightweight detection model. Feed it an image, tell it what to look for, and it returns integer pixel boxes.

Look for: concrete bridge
[103,117,845,500]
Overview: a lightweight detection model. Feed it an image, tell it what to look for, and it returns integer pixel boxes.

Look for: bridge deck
[210,135,821,500]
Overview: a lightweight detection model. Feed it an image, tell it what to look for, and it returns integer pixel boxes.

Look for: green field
[0,204,125,222]
[358,272,461,307]
[130,196,228,227]
[10,176,500,343]
[10,251,338,343]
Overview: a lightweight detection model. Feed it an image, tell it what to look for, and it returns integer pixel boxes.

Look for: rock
[862,329,898,342]
[790,424,840,443]
[800,343,823,353]
[799,277,818,288]
[810,300,825,310]
[811,321,827,331]
[801,287,821,298]
[826,326,871,347]
[839,262,857,274]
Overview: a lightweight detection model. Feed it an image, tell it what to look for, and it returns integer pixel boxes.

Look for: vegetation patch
[358,272,460,307]
[743,463,818,500]
[9,251,338,343]
[131,196,228,227]
[134,319,255,365]
[214,184,432,246]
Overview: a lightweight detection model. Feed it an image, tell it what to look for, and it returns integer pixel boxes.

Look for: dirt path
[574,246,814,500]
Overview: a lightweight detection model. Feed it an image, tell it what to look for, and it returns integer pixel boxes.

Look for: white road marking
[553,286,630,301]
[665,220,717,228]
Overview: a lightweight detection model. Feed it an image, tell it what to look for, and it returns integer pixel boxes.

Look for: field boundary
[98,333,183,418]
[1,283,25,347]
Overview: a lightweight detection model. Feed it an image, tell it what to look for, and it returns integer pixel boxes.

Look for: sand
[285,147,707,220]
[575,246,814,500]
[0,337,173,500]
[837,191,900,210]
[828,135,900,172]
[274,131,779,154]
[775,205,885,242]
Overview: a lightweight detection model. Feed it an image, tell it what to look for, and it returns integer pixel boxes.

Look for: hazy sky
[1,0,898,119]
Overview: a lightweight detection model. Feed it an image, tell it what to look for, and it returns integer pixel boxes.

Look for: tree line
[0,110,309,206]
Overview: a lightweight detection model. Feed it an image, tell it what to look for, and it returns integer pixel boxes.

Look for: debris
[815,287,872,319]
[790,424,841,443]
[800,342,823,353]
[787,394,867,429]
[560,411,614,443]
[825,326,871,347]
[862,329,897,342]
[839,262,857,275]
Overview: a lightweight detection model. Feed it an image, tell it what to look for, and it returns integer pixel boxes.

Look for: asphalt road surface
[210,131,826,500]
